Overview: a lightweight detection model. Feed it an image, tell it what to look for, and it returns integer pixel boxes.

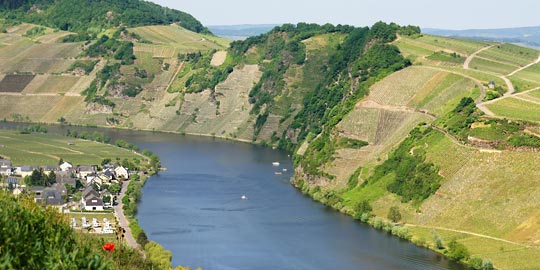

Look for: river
[0,123,466,270]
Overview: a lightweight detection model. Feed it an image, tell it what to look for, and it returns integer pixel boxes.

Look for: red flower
[102,243,115,252]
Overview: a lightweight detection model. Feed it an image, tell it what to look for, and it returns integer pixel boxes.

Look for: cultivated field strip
[0,95,62,121]
[470,57,517,75]
[511,63,540,85]
[0,74,35,92]
[415,35,489,55]
[420,136,540,241]
[22,75,81,94]
[130,25,228,53]
[478,44,540,67]
[369,66,442,106]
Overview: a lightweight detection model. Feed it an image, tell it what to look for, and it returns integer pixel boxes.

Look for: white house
[81,186,104,211]
[59,162,73,172]
[0,159,12,176]
[114,166,129,179]
[76,165,97,179]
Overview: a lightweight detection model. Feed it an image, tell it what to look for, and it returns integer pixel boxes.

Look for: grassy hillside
[0,129,142,166]
[292,31,540,270]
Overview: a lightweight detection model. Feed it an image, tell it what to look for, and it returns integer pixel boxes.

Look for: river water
[0,123,466,270]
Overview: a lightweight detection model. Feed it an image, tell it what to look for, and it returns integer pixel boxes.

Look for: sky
[150,0,539,30]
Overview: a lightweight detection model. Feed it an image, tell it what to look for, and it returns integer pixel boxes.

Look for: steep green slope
[0,0,209,34]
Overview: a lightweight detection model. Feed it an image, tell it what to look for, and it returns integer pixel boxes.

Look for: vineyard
[0,95,62,121]
[22,75,81,94]
[0,129,140,166]
[478,43,539,67]
[369,66,442,106]
[510,63,540,88]
[469,57,517,75]
[411,73,477,116]
[415,35,489,55]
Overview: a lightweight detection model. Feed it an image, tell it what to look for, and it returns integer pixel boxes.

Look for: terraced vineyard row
[369,66,441,106]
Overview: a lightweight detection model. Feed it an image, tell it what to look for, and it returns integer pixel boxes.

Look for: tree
[103,195,111,203]
[109,183,122,194]
[354,200,372,219]
[481,259,494,270]
[137,231,149,247]
[388,206,402,223]
[27,169,45,186]
[447,239,469,261]
[46,171,56,186]
[433,232,444,249]
[101,158,111,166]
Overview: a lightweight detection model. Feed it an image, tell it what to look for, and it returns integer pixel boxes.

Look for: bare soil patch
[210,51,227,66]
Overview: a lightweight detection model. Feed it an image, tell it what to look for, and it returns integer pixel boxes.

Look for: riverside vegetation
[1,0,540,269]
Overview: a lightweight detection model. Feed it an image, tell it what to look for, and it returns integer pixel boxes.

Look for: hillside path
[165,60,184,93]
[358,100,436,119]
[114,181,138,249]
[406,224,535,249]
[463,45,494,69]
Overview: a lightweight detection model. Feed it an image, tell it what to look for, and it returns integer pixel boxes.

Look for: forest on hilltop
[0,0,209,34]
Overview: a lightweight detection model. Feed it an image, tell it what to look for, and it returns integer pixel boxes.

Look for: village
[0,158,133,235]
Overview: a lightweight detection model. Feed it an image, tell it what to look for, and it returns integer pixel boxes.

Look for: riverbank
[291,176,486,270]
[0,120,470,269]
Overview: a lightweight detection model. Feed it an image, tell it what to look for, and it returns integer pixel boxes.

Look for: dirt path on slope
[463,45,494,69]
[407,224,535,249]
[508,55,540,76]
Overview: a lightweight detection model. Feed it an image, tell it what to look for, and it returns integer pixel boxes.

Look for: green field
[510,64,540,90]
[478,44,539,67]
[486,98,540,122]
[0,129,143,166]
[469,57,517,75]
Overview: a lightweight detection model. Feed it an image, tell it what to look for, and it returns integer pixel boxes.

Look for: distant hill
[208,24,279,40]
[0,0,210,34]
[423,26,540,48]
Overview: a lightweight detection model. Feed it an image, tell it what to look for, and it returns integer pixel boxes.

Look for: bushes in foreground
[0,192,111,270]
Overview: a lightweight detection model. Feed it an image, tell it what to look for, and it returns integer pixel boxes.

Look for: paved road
[113,180,138,249]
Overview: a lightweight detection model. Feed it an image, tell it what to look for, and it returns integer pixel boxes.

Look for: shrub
[354,200,373,218]
[388,206,402,223]
[0,193,110,269]
[447,239,470,261]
